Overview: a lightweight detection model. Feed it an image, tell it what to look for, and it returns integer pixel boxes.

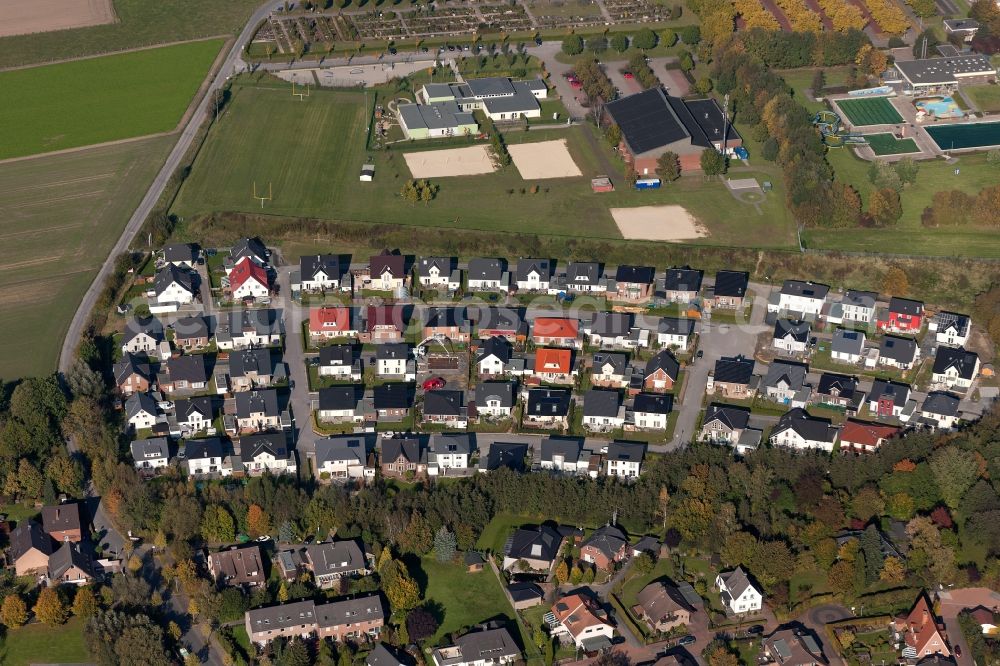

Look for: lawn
[965,84,1000,113]
[777,66,853,114]
[804,147,1000,258]
[419,556,516,642]
[477,512,549,554]
[0,135,173,378]
[0,0,258,69]
[0,617,91,666]
[865,133,919,156]
[0,38,224,159]
[172,80,798,249]
[836,97,903,127]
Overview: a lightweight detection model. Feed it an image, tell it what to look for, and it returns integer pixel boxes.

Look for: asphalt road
[56,0,285,375]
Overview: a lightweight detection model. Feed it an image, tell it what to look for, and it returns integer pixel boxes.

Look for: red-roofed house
[532,318,581,349]
[309,307,357,341]
[877,297,924,334]
[551,593,615,650]
[839,420,900,454]
[533,348,575,384]
[229,257,270,301]
[892,593,950,661]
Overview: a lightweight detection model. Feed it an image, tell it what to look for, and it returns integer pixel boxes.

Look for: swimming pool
[915,96,964,119]
[926,121,1000,150]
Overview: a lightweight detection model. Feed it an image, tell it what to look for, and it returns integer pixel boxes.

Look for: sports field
[865,133,919,155]
[0,0,259,69]
[836,97,903,127]
[0,136,172,378]
[0,38,223,159]
[174,82,797,248]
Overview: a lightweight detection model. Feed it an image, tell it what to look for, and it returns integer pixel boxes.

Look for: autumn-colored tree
[72,586,97,618]
[168,620,183,641]
[656,485,670,529]
[708,646,740,666]
[554,560,569,585]
[383,560,421,611]
[881,556,907,584]
[34,587,68,626]
[278,581,290,603]
[887,492,916,521]
[850,487,885,523]
[856,44,889,77]
[127,554,143,573]
[869,188,902,227]
[1,594,28,628]
[974,184,1000,226]
[247,503,271,538]
[893,459,916,472]
[827,560,856,597]
[721,531,757,568]
[882,267,909,297]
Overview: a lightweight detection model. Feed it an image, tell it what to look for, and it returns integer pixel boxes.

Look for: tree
[168,620,183,641]
[881,267,909,296]
[696,76,714,94]
[562,34,584,56]
[610,33,629,52]
[278,580,290,603]
[201,504,236,543]
[811,69,826,95]
[929,446,981,510]
[383,560,421,611]
[707,646,739,666]
[633,552,655,575]
[678,50,694,72]
[827,560,856,597]
[632,28,658,50]
[660,28,677,47]
[247,503,271,538]
[700,149,726,175]
[1,594,28,628]
[406,607,439,641]
[678,25,700,45]
[869,188,902,227]
[569,565,583,584]
[860,525,884,585]
[851,487,885,522]
[34,587,68,626]
[434,525,457,562]
[555,559,569,584]
[656,151,681,181]
[72,586,97,618]
[881,556,907,583]
[895,157,919,185]
[282,638,312,666]
[761,137,779,162]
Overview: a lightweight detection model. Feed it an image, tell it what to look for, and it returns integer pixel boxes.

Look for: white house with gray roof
[715,566,763,615]
[153,264,195,305]
[314,435,375,481]
[930,311,971,347]
[540,437,590,475]
[131,437,170,471]
[433,627,520,666]
[428,433,473,475]
[772,280,829,317]
[417,256,461,290]
[831,329,866,364]
[419,76,547,121]
[474,381,515,418]
[397,100,479,140]
[770,408,838,452]
[466,257,509,291]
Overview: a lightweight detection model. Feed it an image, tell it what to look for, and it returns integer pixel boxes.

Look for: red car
[623,71,634,79]
[422,377,446,390]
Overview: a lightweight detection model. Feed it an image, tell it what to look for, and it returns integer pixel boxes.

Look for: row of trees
[923,184,1000,228]
[774,0,823,33]
[561,27,668,57]
[739,27,870,68]
[862,0,909,36]
[573,57,615,103]
[733,0,780,30]
[816,0,867,32]
[627,53,659,90]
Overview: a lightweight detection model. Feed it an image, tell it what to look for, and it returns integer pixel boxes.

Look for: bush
[562,34,584,56]
[678,25,700,45]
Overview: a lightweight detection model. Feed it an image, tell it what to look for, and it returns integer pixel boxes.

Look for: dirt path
[760,0,794,31]
[802,0,834,30]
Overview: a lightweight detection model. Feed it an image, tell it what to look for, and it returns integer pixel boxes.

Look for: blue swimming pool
[916,96,964,119]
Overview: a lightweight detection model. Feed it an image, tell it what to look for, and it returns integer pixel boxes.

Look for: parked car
[422,377,446,390]
[746,625,764,636]
[696,350,704,359]
[677,636,696,646]
[955,646,962,658]
[623,71,634,79]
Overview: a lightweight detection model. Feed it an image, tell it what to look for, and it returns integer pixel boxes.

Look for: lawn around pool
[0,617,91,666]
[0,38,224,158]
[965,84,1000,113]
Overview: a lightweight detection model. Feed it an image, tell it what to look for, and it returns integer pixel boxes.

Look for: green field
[965,84,1000,113]
[0,39,223,159]
[836,97,903,127]
[777,66,853,113]
[0,617,91,666]
[0,0,259,69]
[865,133,919,155]
[804,147,1000,257]
[0,136,173,378]
[173,80,798,248]
[419,556,516,642]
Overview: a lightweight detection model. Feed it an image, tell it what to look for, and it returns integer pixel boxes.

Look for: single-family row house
[474,381,516,419]
[585,312,650,350]
[699,403,762,455]
[869,379,911,419]
[770,408,838,452]
[707,355,756,399]
[317,386,366,424]
[712,270,749,310]
[839,420,900,454]
[772,319,810,355]
[300,254,349,292]
[428,432,473,475]
[550,593,616,650]
[657,317,696,351]
[930,311,971,347]
[877,297,924,334]
[318,345,363,381]
[314,435,376,481]
[662,267,703,303]
[605,440,646,478]
[229,256,270,302]
[540,437,592,476]
[216,309,282,350]
[416,256,461,291]
[244,594,385,645]
[613,265,656,303]
[154,264,196,305]
[831,329,866,364]
[310,307,357,341]
[523,388,572,429]
[591,352,630,389]
[827,290,877,325]
[774,280,829,317]
[931,347,980,389]
[582,389,624,432]
[423,390,468,429]
[531,317,581,349]
[240,432,296,476]
[516,258,553,292]
[466,257,510,292]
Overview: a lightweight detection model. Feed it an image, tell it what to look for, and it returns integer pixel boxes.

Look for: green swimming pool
[926,121,1000,150]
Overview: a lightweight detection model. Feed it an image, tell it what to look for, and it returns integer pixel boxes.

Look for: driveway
[527,41,588,120]
[937,588,1000,666]
[276,267,318,470]
[648,58,689,96]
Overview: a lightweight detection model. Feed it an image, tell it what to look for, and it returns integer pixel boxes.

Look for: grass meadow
[172,80,798,248]
[0,616,90,666]
[0,135,173,378]
[0,38,223,159]
[0,0,258,69]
